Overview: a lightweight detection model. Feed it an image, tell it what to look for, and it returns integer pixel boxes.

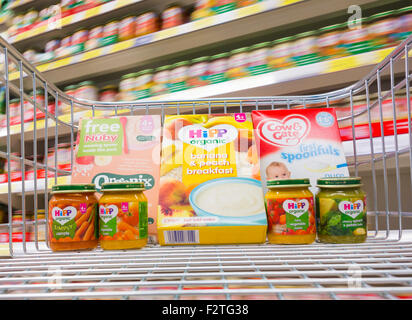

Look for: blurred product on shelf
[169,61,190,92]
[161,3,185,30]
[46,142,73,171]
[227,47,250,79]
[119,15,136,42]
[134,69,153,99]
[188,56,210,87]
[101,19,119,46]
[99,84,118,102]
[152,65,171,96]
[248,42,271,75]
[135,10,159,37]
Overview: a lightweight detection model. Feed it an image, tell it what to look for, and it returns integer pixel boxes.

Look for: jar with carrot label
[268,36,295,70]
[135,11,159,37]
[99,182,148,250]
[48,184,98,251]
[265,179,316,245]
[316,177,367,244]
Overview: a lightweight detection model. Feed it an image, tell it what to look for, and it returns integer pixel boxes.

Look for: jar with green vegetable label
[316,177,367,244]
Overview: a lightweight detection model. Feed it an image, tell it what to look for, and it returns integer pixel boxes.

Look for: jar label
[316,196,367,237]
[99,202,148,240]
[266,197,315,235]
[50,203,97,241]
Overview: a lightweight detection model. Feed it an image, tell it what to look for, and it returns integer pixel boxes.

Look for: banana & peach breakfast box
[71,115,161,243]
[157,113,267,245]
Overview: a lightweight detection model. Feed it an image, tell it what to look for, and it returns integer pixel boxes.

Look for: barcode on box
[163,230,199,244]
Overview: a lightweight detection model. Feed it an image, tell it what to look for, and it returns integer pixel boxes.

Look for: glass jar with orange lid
[48,184,98,251]
[265,179,316,245]
[99,182,148,250]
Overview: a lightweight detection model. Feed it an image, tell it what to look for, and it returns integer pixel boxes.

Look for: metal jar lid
[267,178,311,188]
[317,177,362,188]
[51,184,96,194]
[101,182,145,191]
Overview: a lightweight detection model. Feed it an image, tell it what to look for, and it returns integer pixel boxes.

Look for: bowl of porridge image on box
[157,113,267,246]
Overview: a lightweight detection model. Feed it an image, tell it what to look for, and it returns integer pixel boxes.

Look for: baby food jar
[191,0,214,20]
[85,25,104,50]
[161,3,184,30]
[48,184,98,251]
[119,73,136,100]
[238,0,259,6]
[71,28,89,46]
[317,23,346,59]
[214,0,237,14]
[102,20,119,46]
[61,35,72,48]
[265,179,316,245]
[135,11,159,37]
[75,81,98,102]
[268,36,295,70]
[339,18,372,55]
[152,65,171,95]
[169,61,190,92]
[99,182,148,250]
[227,47,250,80]
[188,56,210,88]
[23,8,38,26]
[99,85,118,102]
[135,69,154,99]
[367,10,400,48]
[247,42,271,76]
[397,6,412,38]
[316,177,367,244]
[45,39,61,53]
[208,52,229,83]
[119,15,136,42]
[291,31,321,66]
[9,98,21,118]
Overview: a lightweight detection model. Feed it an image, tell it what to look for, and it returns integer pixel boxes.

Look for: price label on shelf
[326,55,361,73]
[192,16,216,31]
[154,27,181,41]
[236,3,265,18]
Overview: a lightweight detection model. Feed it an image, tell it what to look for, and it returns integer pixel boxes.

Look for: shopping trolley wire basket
[0,35,411,299]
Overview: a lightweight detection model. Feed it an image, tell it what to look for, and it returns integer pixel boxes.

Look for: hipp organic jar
[169,61,190,92]
[188,56,210,88]
[119,15,136,42]
[134,69,154,99]
[135,11,159,37]
[265,179,316,245]
[317,23,346,59]
[48,184,98,251]
[227,47,250,80]
[208,52,229,83]
[316,177,367,244]
[247,42,271,75]
[99,182,148,250]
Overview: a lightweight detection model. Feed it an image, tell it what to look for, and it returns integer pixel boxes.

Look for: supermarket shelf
[0,233,412,299]
[0,47,404,144]
[0,175,69,202]
[5,0,56,12]
[8,0,145,45]
[12,0,389,85]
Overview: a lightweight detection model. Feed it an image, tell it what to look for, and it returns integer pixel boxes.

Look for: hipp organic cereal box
[71,116,161,243]
[251,108,349,191]
[158,113,267,245]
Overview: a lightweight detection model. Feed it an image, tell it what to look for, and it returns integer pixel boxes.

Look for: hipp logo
[99,204,118,223]
[51,206,77,225]
[339,200,364,219]
[178,124,238,151]
[189,128,227,139]
[288,202,306,210]
[283,199,309,218]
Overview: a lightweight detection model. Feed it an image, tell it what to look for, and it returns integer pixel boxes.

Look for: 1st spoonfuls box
[157,113,267,245]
